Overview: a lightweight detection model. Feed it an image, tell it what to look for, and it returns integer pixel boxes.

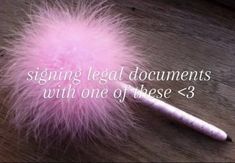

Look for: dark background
[0,0,235,162]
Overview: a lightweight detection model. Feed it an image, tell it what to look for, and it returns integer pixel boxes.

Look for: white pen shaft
[121,83,227,141]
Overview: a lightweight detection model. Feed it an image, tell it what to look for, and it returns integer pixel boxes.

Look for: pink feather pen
[0,1,231,143]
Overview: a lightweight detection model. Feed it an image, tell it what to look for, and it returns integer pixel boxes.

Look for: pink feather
[1,1,144,142]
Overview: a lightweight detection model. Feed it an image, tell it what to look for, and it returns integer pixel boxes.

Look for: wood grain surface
[0,0,235,162]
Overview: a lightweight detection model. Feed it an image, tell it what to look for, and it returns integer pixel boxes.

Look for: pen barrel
[121,83,227,141]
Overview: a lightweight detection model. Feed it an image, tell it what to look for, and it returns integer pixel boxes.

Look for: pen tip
[226,136,232,142]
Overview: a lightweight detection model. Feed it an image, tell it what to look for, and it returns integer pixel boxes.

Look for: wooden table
[0,0,234,162]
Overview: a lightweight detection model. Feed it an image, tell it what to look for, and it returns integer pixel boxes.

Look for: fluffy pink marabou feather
[1,1,144,142]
